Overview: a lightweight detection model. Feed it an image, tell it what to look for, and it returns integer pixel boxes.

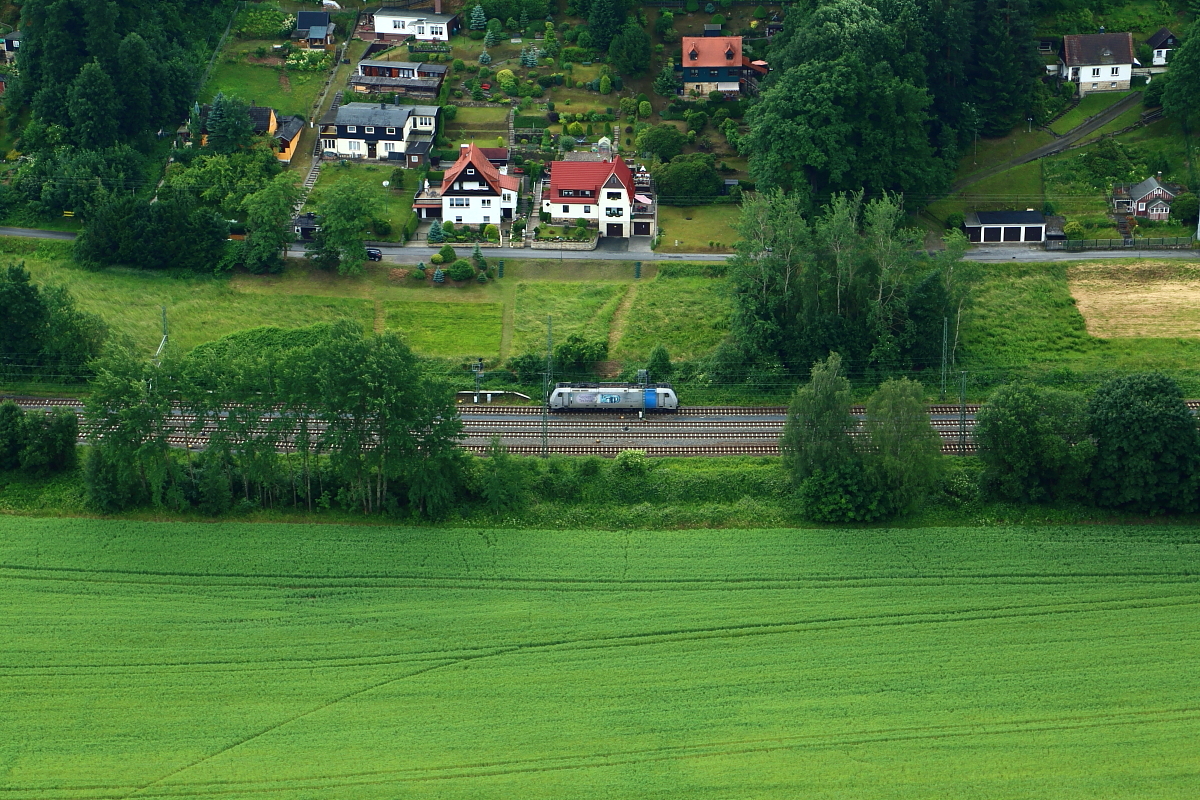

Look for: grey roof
[966,210,1045,226]
[324,102,440,127]
[1146,27,1178,49]
[1062,32,1134,66]
[307,25,328,39]
[3,31,20,41]
[275,114,305,142]
[372,7,457,23]
[351,75,441,87]
[296,11,330,29]
[358,59,449,74]
[1127,175,1179,201]
[248,105,274,133]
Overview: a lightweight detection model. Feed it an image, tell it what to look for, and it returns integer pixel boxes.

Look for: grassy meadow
[656,205,740,253]
[1,517,1198,798]
[302,161,416,242]
[1049,91,1135,135]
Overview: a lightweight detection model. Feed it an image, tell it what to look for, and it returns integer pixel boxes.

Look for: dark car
[366,248,383,262]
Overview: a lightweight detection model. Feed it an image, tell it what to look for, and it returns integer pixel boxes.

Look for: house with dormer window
[318,102,439,165]
[412,143,519,225]
[1059,32,1135,96]
[350,60,448,98]
[1113,175,1184,220]
[541,156,650,238]
[675,36,767,96]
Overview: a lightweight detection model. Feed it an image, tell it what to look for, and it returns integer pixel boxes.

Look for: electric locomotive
[548,383,679,412]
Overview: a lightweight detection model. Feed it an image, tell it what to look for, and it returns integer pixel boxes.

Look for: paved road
[963,245,1199,262]
[285,243,729,262]
[952,93,1144,193]
[0,226,77,240]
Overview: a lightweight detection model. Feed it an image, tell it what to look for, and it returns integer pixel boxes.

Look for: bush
[370,218,392,236]
[945,212,964,229]
[686,0,699,12]
[798,465,892,523]
[711,13,725,24]
[1144,76,1167,107]
[1063,220,1085,239]
[432,268,446,284]
[430,253,445,265]
[438,244,458,263]
[1171,192,1198,224]
[483,223,500,241]
[448,259,475,281]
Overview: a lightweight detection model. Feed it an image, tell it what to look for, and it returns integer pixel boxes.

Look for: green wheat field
[1,518,1199,798]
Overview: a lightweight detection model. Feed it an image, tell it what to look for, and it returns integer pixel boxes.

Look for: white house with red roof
[543,156,644,238]
[412,143,519,225]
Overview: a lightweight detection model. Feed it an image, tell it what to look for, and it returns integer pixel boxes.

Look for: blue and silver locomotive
[548,383,679,412]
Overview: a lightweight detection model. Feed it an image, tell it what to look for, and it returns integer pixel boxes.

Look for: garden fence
[1045,237,1196,251]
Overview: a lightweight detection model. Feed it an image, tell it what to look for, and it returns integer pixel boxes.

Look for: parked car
[366,248,383,261]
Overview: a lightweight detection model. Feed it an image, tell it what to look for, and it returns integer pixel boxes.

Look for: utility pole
[542,315,552,458]
[940,317,948,400]
[959,370,967,449]
[472,357,483,404]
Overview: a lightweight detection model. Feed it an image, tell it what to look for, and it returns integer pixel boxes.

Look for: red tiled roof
[547,157,633,203]
[441,143,518,194]
[681,36,742,67]
[1062,32,1134,66]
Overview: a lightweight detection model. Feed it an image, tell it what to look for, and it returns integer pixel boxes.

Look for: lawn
[384,300,503,357]
[2,517,1199,798]
[1049,91,1134,135]
[302,161,415,242]
[611,274,731,361]
[443,105,510,149]
[955,127,1055,182]
[510,281,627,354]
[655,205,740,253]
[201,59,327,118]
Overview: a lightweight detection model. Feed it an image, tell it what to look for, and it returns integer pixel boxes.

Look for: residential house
[349,59,448,98]
[1,30,19,63]
[1060,32,1135,96]
[369,4,459,42]
[185,103,303,163]
[292,11,337,49]
[412,143,519,225]
[318,101,439,165]
[292,212,319,241]
[1146,27,1178,67]
[676,36,768,97]
[273,114,306,163]
[963,210,1046,244]
[542,156,654,238]
[1113,175,1184,220]
[477,147,509,170]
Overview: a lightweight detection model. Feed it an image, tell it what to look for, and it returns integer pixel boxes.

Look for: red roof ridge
[441,142,504,192]
[680,35,743,67]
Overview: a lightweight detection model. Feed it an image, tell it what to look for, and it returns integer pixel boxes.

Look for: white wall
[373,13,450,40]
[442,194,515,226]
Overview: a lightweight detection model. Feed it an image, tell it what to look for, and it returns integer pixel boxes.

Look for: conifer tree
[470,3,487,29]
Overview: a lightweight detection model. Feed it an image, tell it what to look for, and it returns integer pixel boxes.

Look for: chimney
[434,0,442,13]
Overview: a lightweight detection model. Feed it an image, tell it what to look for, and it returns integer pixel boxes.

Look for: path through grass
[1050,91,1134,135]
[2,517,1198,798]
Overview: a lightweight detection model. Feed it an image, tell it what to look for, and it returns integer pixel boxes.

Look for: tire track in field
[4,562,1199,590]
[6,592,1199,676]
[92,593,1200,798]
[96,707,1200,797]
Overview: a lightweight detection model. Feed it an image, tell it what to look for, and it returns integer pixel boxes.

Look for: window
[346,126,357,133]
[455,216,463,223]
[322,139,336,151]
[386,127,396,134]
[1110,82,1117,88]
[417,116,433,126]
[606,207,623,217]
[580,190,592,197]
[383,141,397,151]
[481,199,492,207]
[483,216,490,223]
[1111,67,1119,76]
[561,190,575,197]
[689,69,699,78]
[1138,202,1146,211]
[503,193,511,202]
[562,205,570,213]
[708,69,719,78]
[1091,83,1098,89]
[583,205,591,214]
[348,141,361,151]
[392,19,405,29]
[607,192,622,200]
[430,25,443,36]
[466,168,475,175]
[416,25,425,34]
[450,197,469,207]
[1092,68,1100,76]
[365,126,374,133]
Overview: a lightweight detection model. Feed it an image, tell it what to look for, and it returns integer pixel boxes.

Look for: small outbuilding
[963,210,1046,244]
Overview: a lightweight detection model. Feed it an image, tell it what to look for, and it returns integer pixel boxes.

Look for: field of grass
[303,161,415,242]
[2,517,1199,798]
[655,205,740,253]
[385,300,502,357]
[510,281,627,353]
[1050,91,1134,135]
[960,258,1200,392]
[928,161,1045,223]
[443,105,510,148]
[611,275,731,361]
[955,128,1055,182]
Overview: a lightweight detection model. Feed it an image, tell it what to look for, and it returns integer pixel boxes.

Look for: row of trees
[0,264,107,382]
[715,190,967,388]
[745,0,1046,200]
[783,355,1200,521]
[84,321,464,517]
